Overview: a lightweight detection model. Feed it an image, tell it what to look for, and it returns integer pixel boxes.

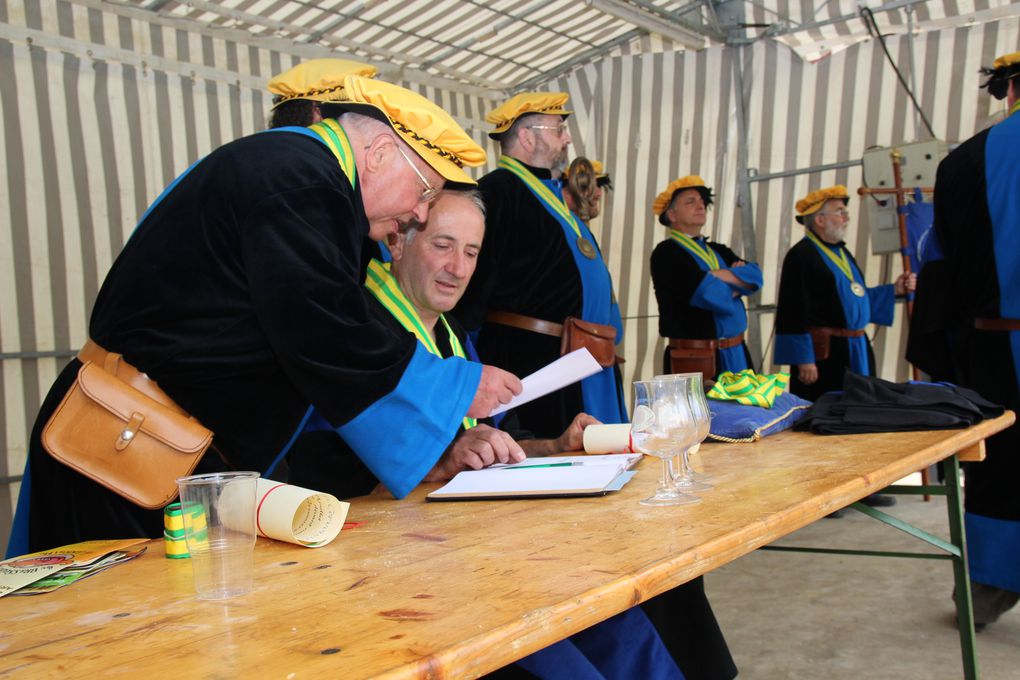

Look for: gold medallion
[577,236,597,259]
[850,282,866,297]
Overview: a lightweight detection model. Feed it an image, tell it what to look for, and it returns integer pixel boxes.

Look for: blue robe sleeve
[775,241,816,366]
[775,333,815,365]
[867,284,895,326]
[730,262,763,294]
[690,272,741,314]
[338,344,482,498]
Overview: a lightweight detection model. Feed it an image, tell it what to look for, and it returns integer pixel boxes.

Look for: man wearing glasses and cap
[455,92,627,439]
[774,185,914,402]
[915,50,1020,628]
[11,76,522,555]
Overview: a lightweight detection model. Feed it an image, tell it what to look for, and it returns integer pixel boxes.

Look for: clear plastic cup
[175,471,259,600]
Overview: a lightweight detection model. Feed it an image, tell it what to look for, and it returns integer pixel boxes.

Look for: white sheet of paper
[428,464,625,498]
[489,348,602,417]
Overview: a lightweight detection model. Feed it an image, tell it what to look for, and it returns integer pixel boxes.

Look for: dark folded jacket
[796,371,1004,435]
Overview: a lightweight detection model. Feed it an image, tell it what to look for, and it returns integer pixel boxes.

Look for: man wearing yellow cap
[266,58,377,128]
[11,76,523,554]
[914,51,1020,627]
[650,176,762,378]
[774,186,914,401]
[455,92,628,440]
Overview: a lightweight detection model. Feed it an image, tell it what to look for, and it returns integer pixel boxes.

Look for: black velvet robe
[650,237,753,374]
[774,237,877,401]
[927,125,1020,523]
[26,131,421,551]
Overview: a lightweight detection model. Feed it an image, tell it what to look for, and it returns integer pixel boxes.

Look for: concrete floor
[707,482,1018,680]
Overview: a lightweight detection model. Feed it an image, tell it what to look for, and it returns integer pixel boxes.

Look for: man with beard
[455,92,626,437]
[9,76,521,556]
[774,185,914,401]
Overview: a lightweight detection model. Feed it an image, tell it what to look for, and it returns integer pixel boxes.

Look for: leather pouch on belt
[560,316,617,368]
[669,346,716,379]
[41,361,213,509]
[808,328,833,362]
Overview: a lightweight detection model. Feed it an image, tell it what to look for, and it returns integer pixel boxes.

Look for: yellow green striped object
[707,369,790,408]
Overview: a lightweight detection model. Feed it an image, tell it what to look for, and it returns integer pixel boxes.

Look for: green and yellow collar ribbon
[364,259,476,430]
[1010,99,1020,117]
[707,369,790,408]
[669,229,720,270]
[805,229,855,283]
[307,119,356,188]
[498,155,583,241]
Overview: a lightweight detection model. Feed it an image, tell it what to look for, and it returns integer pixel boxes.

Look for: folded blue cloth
[707,391,812,442]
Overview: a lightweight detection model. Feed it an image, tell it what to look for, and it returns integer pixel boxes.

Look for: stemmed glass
[632,379,700,506]
[657,373,713,492]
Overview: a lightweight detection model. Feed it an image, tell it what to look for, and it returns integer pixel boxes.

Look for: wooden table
[1,414,1013,678]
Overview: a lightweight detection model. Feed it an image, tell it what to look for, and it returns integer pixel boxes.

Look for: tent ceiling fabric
[123,0,1020,95]
[130,0,719,94]
[747,0,1020,63]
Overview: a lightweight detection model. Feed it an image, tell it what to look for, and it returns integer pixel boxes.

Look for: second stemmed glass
[632,379,700,507]
[657,372,713,492]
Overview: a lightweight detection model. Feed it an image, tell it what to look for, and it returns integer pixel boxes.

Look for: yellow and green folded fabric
[707,369,790,408]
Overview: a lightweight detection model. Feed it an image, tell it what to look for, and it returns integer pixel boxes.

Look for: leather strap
[77,340,187,415]
[974,317,1020,331]
[486,311,563,338]
[807,326,866,338]
[668,333,745,351]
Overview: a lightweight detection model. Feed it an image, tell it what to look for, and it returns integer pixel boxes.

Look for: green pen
[504,462,578,470]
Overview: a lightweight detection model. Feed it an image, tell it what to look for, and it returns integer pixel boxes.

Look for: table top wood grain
[1,414,1013,679]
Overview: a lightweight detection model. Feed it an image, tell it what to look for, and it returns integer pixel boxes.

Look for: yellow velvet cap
[993,51,1020,69]
[485,92,572,138]
[652,175,709,215]
[795,185,850,217]
[267,59,377,109]
[337,75,486,185]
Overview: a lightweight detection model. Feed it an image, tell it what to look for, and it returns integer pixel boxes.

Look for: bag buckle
[116,412,145,451]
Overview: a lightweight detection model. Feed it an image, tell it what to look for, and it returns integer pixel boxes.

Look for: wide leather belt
[807,326,866,338]
[668,333,745,351]
[486,310,563,337]
[974,317,1020,331]
[77,340,186,415]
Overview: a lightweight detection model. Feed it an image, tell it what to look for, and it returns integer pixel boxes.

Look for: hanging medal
[498,155,598,260]
[806,230,865,297]
[577,236,597,259]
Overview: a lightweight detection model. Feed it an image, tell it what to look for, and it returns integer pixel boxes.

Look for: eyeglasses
[396,145,441,204]
[527,123,569,136]
[820,208,850,218]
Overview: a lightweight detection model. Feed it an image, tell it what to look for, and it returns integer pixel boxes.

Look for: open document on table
[427,454,642,501]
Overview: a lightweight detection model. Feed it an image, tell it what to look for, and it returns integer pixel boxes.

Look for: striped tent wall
[555,17,1019,396]
[1,0,1016,547]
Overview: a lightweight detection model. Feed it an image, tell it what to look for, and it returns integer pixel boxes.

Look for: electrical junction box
[860,140,949,254]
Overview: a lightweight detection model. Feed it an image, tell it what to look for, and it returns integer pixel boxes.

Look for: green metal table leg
[943,455,979,680]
